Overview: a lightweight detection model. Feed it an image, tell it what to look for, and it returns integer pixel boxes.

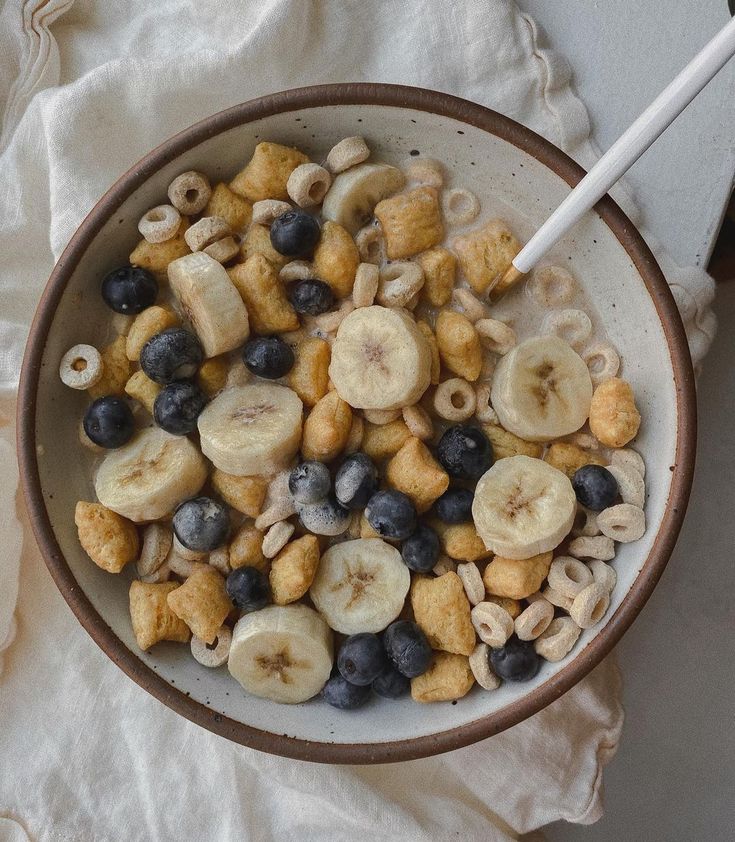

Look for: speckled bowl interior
[18,85,695,763]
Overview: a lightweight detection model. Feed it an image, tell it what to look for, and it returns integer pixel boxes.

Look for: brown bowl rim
[17,83,696,764]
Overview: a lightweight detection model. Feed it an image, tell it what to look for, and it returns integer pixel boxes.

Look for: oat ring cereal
[443,187,481,225]
[569,582,610,629]
[469,643,501,690]
[138,204,181,244]
[355,223,384,264]
[451,287,487,323]
[534,617,582,662]
[167,170,211,214]
[582,341,621,384]
[184,216,231,252]
[59,344,103,390]
[376,261,425,307]
[471,601,515,648]
[191,625,232,668]
[457,562,485,606]
[352,263,380,308]
[433,377,476,422]
[597,503,646,543]
[402,404,433,440]
[474,318,516,355]
[568,535,616,561]
[287,163,332,207]
[588,559,617,593]
[279,260,314,283]
[514,598,554,641]
[252,199,292,226]
[326,136,370,173]
[527,265,577,307]
[542,308,593,349]
[547,556,594,599]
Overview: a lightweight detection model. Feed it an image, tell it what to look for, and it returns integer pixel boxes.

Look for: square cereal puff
[228,523,267,571]
[410,572,476,656]
[312,221,359,298]
[239,223,290,269]
[166,567,233,644]
[196,356,229,397]
[544,442,605,478]
[361,419,412,461]
[124,370,160,413]
[75,501,139,573]
[374,186,444,259]
[129,580,191,651]
[386,437,448,513]
[417,247,457,307]
[229,142,309,202]
[429,520,491,563]
[205,182,253,231]
[288,337,331,407]
[482,423,543,460]
[228,254,299,334]
[211,469,268,517]
[87,335,130,399]
[482,552,552,600]
[411,651,474,703]
[129,217,191,282]
[270,535,320,605]
[451,219,521,295]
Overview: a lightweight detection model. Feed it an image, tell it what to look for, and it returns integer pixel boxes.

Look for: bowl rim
[17,82,696,764]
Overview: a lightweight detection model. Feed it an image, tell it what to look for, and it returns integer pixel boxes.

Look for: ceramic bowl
[17,84,696,763]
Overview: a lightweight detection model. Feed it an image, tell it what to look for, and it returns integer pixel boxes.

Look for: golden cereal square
[129,581,190,651]
[229,142,309,202]
[75,501,139,573]
[452,219,521,294]
[418,247,457,307]
[411,651,474,702]
[374,187,444,259]
[386,437,449,513]
[129,217,191,281]
[270,535,320,605]
[228,254,299,334]
[205,182,253,231]
[312,222,359,298]
[211,469,268,517]
[166,567,233,644]
[238,223,290,269]
[87,335,130,399]
[410,572,475,656]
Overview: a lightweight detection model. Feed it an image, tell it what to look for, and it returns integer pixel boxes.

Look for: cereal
[597,503,646,543]
[172,534,207,562]
[474,318,516,355]
[474,383,499,424]
[124,370,161,413]
[386,437,449,513]
[451,219,521,296]
[362,418,412,461]
[363,408,401,425]
[344,414,364,454]
[270,535,320,604]
[569,582,610,629]
[229,141,309,202]
[168,171,212,214]
[111,313,134,337]
[435,310,483,381]
[196,356,229,397]
[456,562,485,605]
[515,598,554,641]
[211,469,267,517]
[610,447,645,479]
[589,377,641,448]
[125,305,179,361]
[355,223,384,264]
[75,501,139,573]
[204,182,253,230]
[486,594,522,619]
[326,136,370,173]
[405,157,444,188]
[166,549,209,579]
[482,423,543,460]
[411,652,474,703]
[470,601,514,648]
[451,287,487,323]
[542,309,593,350]
[301,391,353,462]
[433,555,458,577]
[313,298,354,334]
[139,561,171,584]
[374,186,444,259]
[417,246,456,307]
[588,559,617,593]
[538,586,573,612]
[167,567,233,644]
[416,320,441,384]
[287,163,332,207]
[534,616,581,662]
[402,404,433,440]
[129,217,191,281]
[136,523,173,578]
[606,462,645,508]
[239,223,290,269]
[430,520,491,563]
[312,221,359,298]
[544,442,605,478]
[138,204,181,244]
[468,643,501,690]
[583,342,620,385]
[87,335,130,399]
[351,263,380,308]
[59,344,103,390]
[228,524,267,572]
[279,260,314,283]
[288,337,331,407]
[252,199,292,226]
[191,625,232,668]
[229,254,299,334]
[482,552,553,600]
[129,581,191,651]
[203,236,240,264]
[527,265,577,308]
[433,377,476,422]
[443,188,481,226]
[410,572,475,655]
[376,261,425,307]
[208,546,231,576]
[547,556,594,598]
[568,535,616,561]
[571,506,601,538]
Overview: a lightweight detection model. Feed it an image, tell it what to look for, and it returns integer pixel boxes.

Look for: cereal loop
[287,163,332,207]
[457,562,485,606]
[168,171,211,215]
[451,287,487,323]
[542,309,593,349]
[470,601,514,648]
[139,561,171,584]
[606,463,645,508]
[59,344,103,390]
[475,319,516,355]
[597,503,646,543]
[136,523,173,577]
[190,625,232,668]
[569,582,610,629]
[571,506,600,538]
[528,265,577,308]
[610,447,645,479]
[355,223,384,265]
[568,535,616,561]
[402,404,433,440]
[184,216,230,252]
[279,261,314,283]
[262,520,295,559]
[208,546,231,576]
[433,378,476,422]
[203,236,239,264]
[474,383,499,424]
[539,586,573,612]
[469,643,501,690]
[443,188,481,226]
[326,136,370,173]
[547,556,594,599]
[376,262,425,307]
[583,342,620,384]
[534,616,581,661]
[515,598,554,641]
[313,299,355,334]
[588,559,617,593]
[352,263,380,308]
[252,199,292,226]
[138,204,181,244]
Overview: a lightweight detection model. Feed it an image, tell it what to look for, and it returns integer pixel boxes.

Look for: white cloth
[0,1,714,838]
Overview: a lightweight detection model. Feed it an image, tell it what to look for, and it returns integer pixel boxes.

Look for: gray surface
[545,283,735,840]
[518,0,735,266]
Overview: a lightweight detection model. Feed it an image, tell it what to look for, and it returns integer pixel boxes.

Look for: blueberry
[242,336,294,379]
[572,464,619,511]
[435,487,474,524]
[489,637,540,682]
[83,396,135,449]
[365,490,417,540]
[173,496,230,552]
[225,566,270,613]
[289,279,334,316]
[270,210,321,257]
[299,495,351,536]
[101,265,158,314]
[153,381,207,435]
[401,524,440,572]
[436,424,493,480]
[335,453,379,510]
[322,674,371,710]
[371,663,410,699]
[383,620,432,678]
[139,328,203,384]
[337,633,387,686]
[289,461,331,505]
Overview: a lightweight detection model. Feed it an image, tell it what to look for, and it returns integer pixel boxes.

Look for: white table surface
[518,0,735,267]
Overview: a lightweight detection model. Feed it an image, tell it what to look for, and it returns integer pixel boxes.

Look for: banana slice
[329,305,431,410]
[168,252,249,358]
[197,384,302,476]
[321,163,405,233]
[94,427,207,522]
[472,455,576,559]
[491,336,593,442]
[228,604,333,704]
[309,538,410,634]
